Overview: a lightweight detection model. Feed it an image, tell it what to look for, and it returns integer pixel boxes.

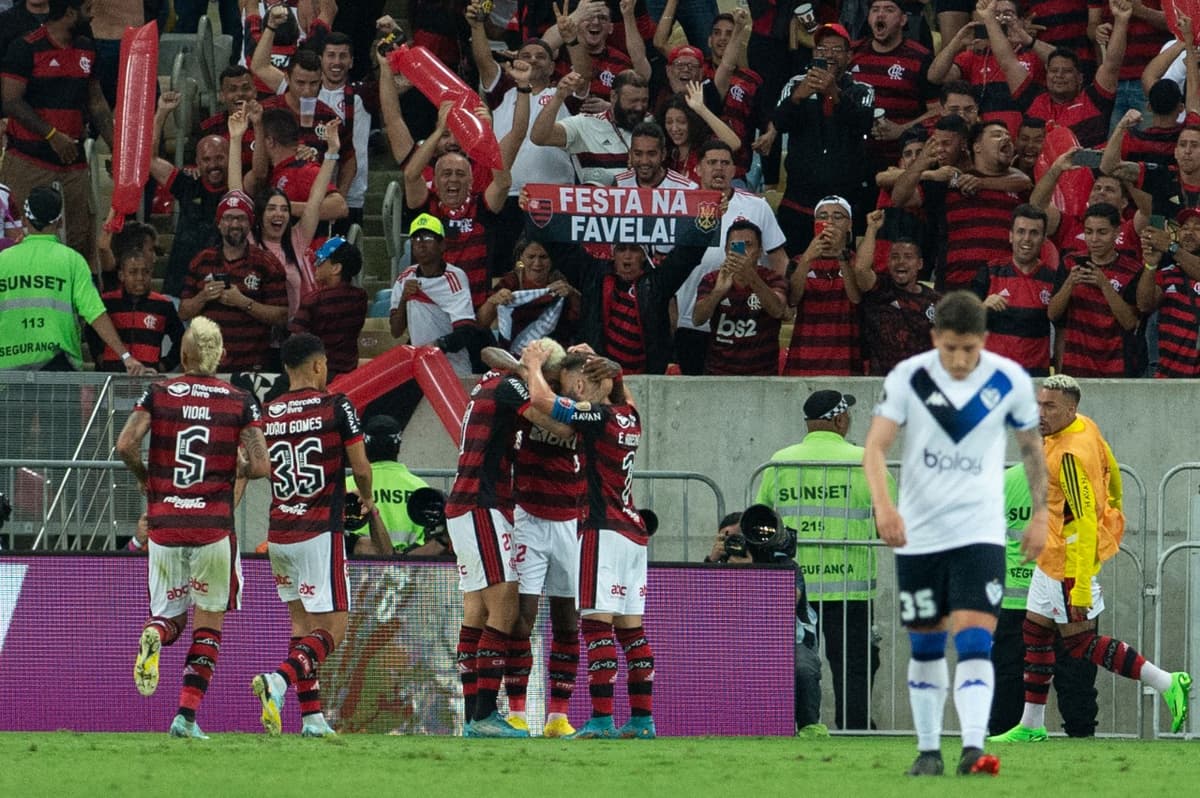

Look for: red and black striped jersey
[180,246,289,371]
[264,388,363,543]
[1,27,95,169]
[1121,124,1180,169]
[1056,253,1142,377]
[289,282,368,377]
[783,256,861,376]
[984,260,1059,372]
[1027,0,1093,69]
[849,38,933,124]
[943,184,1027,292]
[446,371,531,518]
[574,402,646,544]
[1154,262,1200,378]
[514,417,584,522]
[859,274,939,375]
[260,94,350,159]
[417,192,498,310]
[698,268,786,376]
[1021,80,1115,150]
[137,376,262,546]
[90,290,185,372]
[703,63,763,173]
[554,44,633,102]
[601,274,647,374]
[1089,0,1170,82]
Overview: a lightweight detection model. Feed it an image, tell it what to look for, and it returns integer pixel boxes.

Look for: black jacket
[550,243,706,374]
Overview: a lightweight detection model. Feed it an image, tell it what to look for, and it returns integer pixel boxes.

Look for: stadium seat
[358,317,405,359]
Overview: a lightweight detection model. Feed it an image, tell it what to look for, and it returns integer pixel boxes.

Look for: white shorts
[514,505,578,598]
[269,534,350,613]
[576,528,647,617]
[148,537,241,617]
[1027,566,1104,622]
[447,508,517,592]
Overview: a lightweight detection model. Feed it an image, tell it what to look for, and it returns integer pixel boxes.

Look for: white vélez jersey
[675,190,786,332]
[875,348,1038,555]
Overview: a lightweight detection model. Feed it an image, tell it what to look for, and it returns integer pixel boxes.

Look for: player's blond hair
[184,316,225,376]
[1042,374,1081,404]
[533,337,566,372]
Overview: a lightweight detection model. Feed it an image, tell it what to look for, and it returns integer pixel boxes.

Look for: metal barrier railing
[414,468,725,561]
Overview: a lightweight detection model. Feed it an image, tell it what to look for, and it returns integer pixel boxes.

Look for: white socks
[953,658,994,749]
[908,658,948,751]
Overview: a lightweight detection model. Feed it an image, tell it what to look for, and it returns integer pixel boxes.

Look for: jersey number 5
[174,426,210,488]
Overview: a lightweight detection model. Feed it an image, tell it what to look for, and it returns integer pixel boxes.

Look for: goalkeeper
[991,375,1191,742]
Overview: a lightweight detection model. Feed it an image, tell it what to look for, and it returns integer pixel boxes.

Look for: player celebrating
[862,291,1049,776]
[990,375,1191,742]
[446,341,572,737]
[117,317,269,739]
[522,342,657,739]
[480,340,585,738]
[251,333,381,737]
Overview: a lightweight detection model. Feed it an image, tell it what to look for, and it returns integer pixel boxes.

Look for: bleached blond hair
[533,337,566,371]
[1042,373,1081,404]
[185,316,225,376]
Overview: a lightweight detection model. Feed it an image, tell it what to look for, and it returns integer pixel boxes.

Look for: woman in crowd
[478,238,581,353]
[658,82,742,184]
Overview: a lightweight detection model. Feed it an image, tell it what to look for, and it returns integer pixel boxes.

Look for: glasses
[945,104,978,116]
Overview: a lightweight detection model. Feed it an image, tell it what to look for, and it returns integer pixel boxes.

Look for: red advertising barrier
[106,23,159,233]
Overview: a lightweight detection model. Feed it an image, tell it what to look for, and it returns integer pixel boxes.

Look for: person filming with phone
[772,23,876,256]
[691,220,788,376]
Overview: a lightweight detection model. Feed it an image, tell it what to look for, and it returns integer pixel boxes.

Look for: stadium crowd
[1,0,1199,380]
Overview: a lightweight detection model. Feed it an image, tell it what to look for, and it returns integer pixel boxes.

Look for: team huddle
[113,311,652,740]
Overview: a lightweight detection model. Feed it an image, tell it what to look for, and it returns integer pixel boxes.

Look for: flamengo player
[251,333,383,737]
[482,341,584,738]
[447,342,574,737]
[862,292,1049,776]
[117,317,269,739]
[522,342,657,739]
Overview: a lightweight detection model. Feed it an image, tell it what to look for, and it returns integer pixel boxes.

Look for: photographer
[703,506,827,737]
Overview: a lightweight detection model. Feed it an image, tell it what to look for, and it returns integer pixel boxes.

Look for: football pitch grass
[0,732,1189,797]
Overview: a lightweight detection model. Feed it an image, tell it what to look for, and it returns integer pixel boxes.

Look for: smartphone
[973,23,987,39]
[1150,214,1167,230]
[731,240,747,255]
[810,57,828,72]
[212,273,230,288]
[813,220,828,239]
[1071,150,1103,168]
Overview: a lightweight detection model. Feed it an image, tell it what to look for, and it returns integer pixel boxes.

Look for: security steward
[755,389,889,730]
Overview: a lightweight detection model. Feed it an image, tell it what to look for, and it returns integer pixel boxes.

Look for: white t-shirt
[484,75,576,194]
[318,85,369,209]
[559,112,631,187]
[390,263,476,376]
[675,189,787,332]
[874,348,1038,555]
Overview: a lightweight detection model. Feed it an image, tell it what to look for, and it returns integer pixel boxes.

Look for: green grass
[0,733,1188,797]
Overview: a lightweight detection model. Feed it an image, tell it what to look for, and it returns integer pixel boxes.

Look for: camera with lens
[406,487,449,551]
[739,504,797,563]
[723,531,748,559]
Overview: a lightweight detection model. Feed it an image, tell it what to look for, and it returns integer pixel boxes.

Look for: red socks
[548,632,580,715]
[581,618,618,717]
[616,626,654,717]
[177,627,221,722]
[504,635,533,714]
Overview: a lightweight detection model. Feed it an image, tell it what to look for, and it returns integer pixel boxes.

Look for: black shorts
[895,543,1005,627]
[934,0,973,14]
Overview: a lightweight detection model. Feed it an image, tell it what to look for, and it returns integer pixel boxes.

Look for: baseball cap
[314,235,347,266]
[816,195,853,220]
[813,23,851,45]
[1178,207,1200,226]
[216,190,255,225]
[409,213,445,239]
[364,414,403,446]
[804,390,856,420]
[24,185,63,230]
[668,44,704,65]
